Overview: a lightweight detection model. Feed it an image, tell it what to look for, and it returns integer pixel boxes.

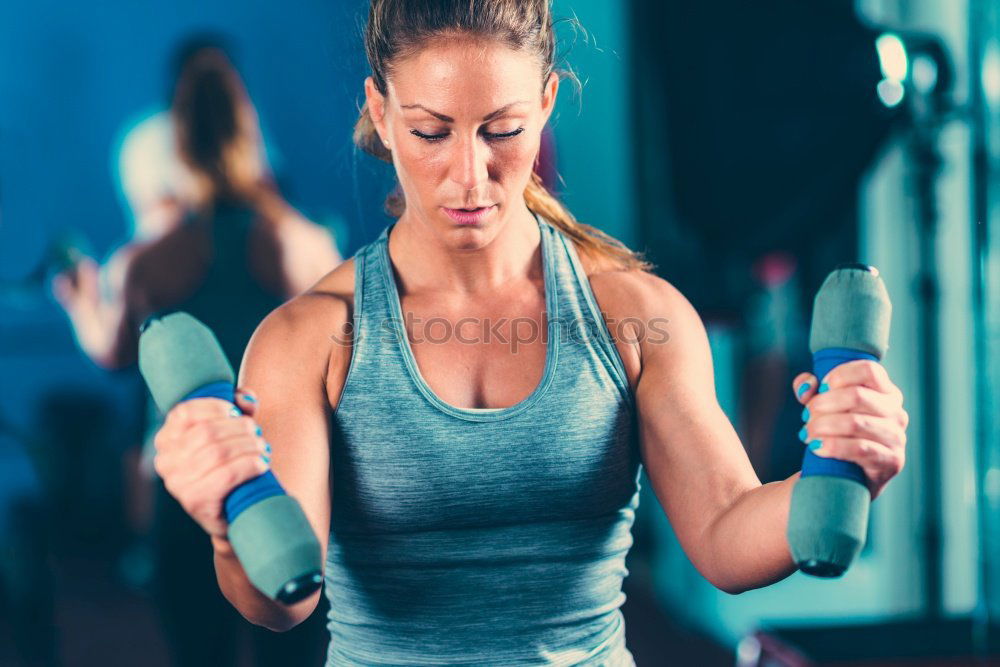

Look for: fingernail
[797,382,811,398]
[229,406,241,417]
[242,393,257,404]
[808,439,822,451]
[801,406,810,422]
[260,454,271,465]
[798,426,808,443]
[264,442,272,454]
[819,382,829,393]
[255,425,263,437]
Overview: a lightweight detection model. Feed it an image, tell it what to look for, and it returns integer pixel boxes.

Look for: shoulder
[242,257,356,408]
[576,249,708,383]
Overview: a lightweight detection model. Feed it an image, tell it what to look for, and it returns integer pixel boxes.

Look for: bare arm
[278,216,344,296]
[629,274,796,594]
[630,274,907,594]
[211,290,349,630]
[52,249,144,369]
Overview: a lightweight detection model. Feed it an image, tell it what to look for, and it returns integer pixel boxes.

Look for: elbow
[249,592,322,633]
[258,616,302,633]
[715,581,749,596]
[244,609,305,634]
[704,569,746,595]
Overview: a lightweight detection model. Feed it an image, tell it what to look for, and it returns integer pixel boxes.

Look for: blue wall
[0,0,637,442]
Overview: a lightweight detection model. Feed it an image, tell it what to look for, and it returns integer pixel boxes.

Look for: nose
[450,134,489,193]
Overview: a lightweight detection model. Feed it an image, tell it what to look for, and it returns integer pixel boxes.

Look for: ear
[363,76,390,144]
[540,71,560,125]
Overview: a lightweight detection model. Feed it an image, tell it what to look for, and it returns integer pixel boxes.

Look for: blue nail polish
[797,382,811,398]
[260,454,271,464]
[229,406,241,418]
[808,439,822,451]
[264,443,272,454]
[801,407,810,422]
[819,382,829,393]
[255,425,263,437]
[242,394,257,404]
[798,426,808,443]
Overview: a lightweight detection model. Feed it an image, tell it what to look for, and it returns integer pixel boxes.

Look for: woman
[153,1,909,664]
[54,46,340,666]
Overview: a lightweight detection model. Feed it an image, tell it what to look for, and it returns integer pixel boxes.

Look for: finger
[177,415,262,456]
[164,398,243,431]
[170,431,269,485]
[51,274,73,303]
[821,360,901,402]
[233,388,259,417]
[805,384,902,421]
[792,373,818,404]
[809,437,904,492]
[183,452,271,519]
[802,412,905,451]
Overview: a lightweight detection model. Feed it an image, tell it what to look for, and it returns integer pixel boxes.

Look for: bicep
[635,282,760,575]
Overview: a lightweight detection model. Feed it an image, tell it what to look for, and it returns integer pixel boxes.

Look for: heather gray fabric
[326,215,642,665]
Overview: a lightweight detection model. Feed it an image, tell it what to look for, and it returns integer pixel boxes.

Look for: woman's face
[365,36,558,247]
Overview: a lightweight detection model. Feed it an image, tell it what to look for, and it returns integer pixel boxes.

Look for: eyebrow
[399,101,529,123]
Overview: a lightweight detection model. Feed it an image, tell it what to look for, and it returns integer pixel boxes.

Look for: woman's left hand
[792,360,909,501]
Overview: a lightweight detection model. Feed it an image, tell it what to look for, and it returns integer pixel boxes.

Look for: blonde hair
[353,0,653,273]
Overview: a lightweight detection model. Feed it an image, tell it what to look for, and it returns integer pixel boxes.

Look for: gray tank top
[326,214,642,665]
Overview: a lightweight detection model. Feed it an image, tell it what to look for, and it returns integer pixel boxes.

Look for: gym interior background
[1,0,998,664]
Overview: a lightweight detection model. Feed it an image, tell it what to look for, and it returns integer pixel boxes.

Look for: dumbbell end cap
[797,559,847,578]
[276,571,323,605]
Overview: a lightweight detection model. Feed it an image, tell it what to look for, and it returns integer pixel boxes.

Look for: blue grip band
[800,348,878,483]
[179,383,286,522]
[223,470,285,522]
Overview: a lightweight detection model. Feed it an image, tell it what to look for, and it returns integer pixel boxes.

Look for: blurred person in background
[52,42,340,667]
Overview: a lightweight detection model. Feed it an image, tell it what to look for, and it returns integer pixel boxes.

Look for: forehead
[387,36,542,111]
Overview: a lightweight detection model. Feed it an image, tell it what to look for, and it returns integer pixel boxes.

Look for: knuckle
[203,442,228,468]
[856,439,875,459]
[153,452,167,476]
[189,421,215,446]
[847,413,867,435]
[221,465,243,492]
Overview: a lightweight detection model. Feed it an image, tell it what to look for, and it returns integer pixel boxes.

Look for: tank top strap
[538,215,633,407]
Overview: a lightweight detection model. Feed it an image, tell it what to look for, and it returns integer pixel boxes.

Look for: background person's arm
[52,246,147,369]
[276,213,344,296]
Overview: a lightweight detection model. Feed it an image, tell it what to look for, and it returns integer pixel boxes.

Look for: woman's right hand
[153,390,271,540]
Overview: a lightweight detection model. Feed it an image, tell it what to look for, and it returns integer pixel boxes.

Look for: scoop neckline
[377,215,560,422]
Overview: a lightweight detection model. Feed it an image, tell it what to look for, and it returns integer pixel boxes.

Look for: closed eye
[410,127,525,142]
[484,128,525,140]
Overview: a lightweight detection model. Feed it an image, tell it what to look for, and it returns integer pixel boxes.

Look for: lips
[442,205,496,224]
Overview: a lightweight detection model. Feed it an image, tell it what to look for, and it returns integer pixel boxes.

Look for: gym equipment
[138,311,322,604]
[786,263,892,577]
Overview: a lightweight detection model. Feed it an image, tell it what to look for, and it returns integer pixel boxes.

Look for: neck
[388,202,542,297]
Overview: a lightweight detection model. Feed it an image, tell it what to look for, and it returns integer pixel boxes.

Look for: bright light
[911,54,938,95]
[877,78,905,107]
[984,39,1000,106]
[876,33,909,81]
